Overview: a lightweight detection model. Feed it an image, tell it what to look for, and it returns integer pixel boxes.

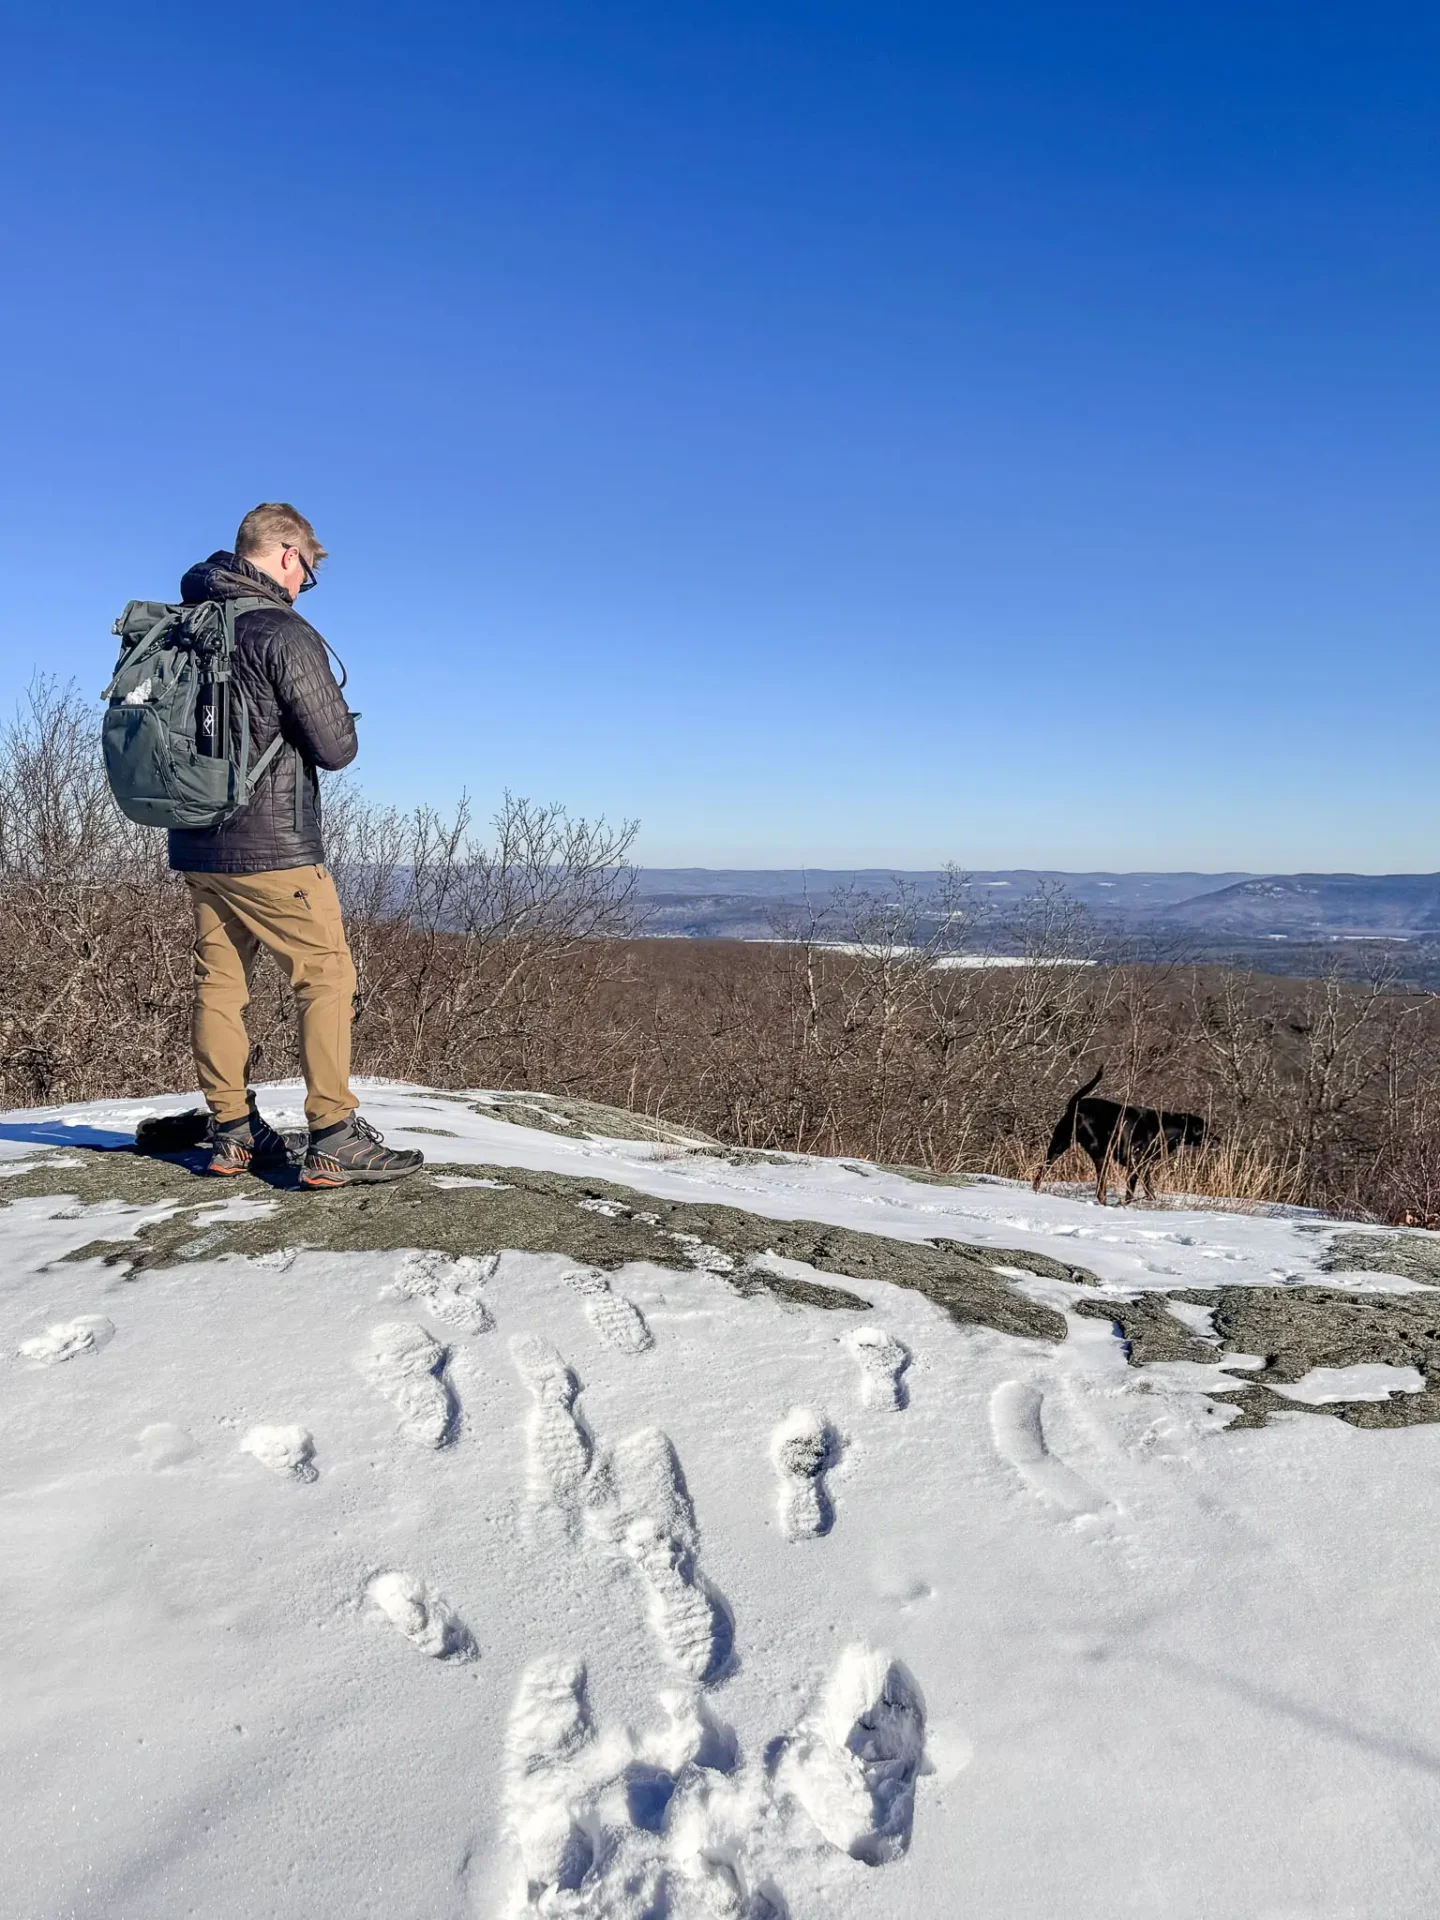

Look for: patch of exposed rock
[1076,1285,1440,1428]
[1,1146,1080,1343]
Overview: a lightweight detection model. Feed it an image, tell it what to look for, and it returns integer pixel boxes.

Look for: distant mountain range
[1159,874,1440,938]
[632,869,1440,943]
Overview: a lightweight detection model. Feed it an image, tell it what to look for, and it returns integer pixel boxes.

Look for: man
[171,503,422,1187]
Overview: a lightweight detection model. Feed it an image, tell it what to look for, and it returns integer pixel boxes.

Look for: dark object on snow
[1032,1067,1206,1206]
[134,1103,303,1173]
[134,1110,212,1155]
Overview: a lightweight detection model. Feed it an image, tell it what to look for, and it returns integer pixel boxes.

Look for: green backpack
[102,597,294,831]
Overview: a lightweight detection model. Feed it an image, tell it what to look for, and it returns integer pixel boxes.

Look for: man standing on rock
[170,503,422,1188]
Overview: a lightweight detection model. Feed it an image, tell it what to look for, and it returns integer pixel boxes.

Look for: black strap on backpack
[223,596,348,834]
[220,597,294,807]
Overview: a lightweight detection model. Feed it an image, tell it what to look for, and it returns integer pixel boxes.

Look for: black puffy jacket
[166,552,358,875]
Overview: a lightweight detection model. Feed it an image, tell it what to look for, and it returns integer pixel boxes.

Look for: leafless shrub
[7,680,1440,1222]
[326,786,640,1088]
[0,683,639,1107]
[0,680,302,1104]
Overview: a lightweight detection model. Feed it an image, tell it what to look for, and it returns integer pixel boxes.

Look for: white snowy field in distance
[931,953,1094,969]
[4,1080,1440,1919]
[771,941,1095,967]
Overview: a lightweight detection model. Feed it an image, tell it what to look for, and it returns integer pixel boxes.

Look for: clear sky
[1,2,1437,871]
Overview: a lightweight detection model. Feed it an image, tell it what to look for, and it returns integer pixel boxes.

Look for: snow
[1165,1298,1223,1342]
[1139,1353,1267,1394]
[784,944,1095,969]
[4,1080,1440,1917]
[930,953,1096,970]
[239,1422,318,1480]
[843,1327,911,1411]
[17,1311,115,1365]
[777,1643,926,1867]
[367,1568,477,1660]
[1268,1364,1426,1405]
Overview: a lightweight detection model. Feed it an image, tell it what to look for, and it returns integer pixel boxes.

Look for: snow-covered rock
[4,1079,1440,1917]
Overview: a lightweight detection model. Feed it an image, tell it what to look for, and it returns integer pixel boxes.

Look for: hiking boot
[299,1115,424,1188]
[204,1104,293,1177]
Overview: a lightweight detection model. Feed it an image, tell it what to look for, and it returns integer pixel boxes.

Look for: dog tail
[1055,1065,1103,1140]
[1033,1066,1104,1188]
[1070,1065,1104,1105]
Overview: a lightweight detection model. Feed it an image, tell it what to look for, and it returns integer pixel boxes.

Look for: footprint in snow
[563,1265,654,1355]
[643,1686,740,1781]
[367,1570,475,1660]
[661,1857,788,1918]
[659,1761,794,1915]
[771,1407,839,1541]
[18,1316,114,1366]
[598,1428,733,1684]
[240,1424,317,1482]
[503,1656,599,1898]
[845,1327,911,1411]
[497,1660,765,1917]
[137,1423,197,1470]
[748,1891,790,1919]
[511,1337,593,1514]
[988,1380,1105,1517]
[357,1322,457,1448]
[778,1642,926,1867]
[385,1249,496,1335]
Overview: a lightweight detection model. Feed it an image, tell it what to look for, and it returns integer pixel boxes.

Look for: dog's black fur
[133,1108,307,1180]
[134,1110,212,1155]
[1032,1067,1206,1205]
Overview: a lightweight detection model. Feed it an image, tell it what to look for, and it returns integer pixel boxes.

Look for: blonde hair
[235,502,328,567]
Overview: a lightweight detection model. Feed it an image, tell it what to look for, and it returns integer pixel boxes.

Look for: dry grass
[1014,1139,1309,1211]
[2,681,1436,1224]
[1169,1139,1309,1208]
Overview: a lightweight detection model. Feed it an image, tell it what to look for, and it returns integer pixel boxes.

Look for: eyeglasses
[287,547,319,593]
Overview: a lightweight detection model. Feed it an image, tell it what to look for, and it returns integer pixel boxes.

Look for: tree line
[4,681,1438,1223]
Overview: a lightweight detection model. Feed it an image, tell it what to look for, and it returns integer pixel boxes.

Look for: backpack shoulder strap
[244,731,290,792]
[221,596,304,808]
[221,594,279,652]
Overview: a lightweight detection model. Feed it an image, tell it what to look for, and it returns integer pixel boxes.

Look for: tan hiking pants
[183,865,359,1131]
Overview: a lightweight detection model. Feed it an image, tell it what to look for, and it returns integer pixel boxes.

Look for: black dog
[134,1108,307,1173]
[134,1110,211,1155]
[1032,1068,1206,1205]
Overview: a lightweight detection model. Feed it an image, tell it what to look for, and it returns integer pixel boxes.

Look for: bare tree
[10,679,1440,1220]
[326,789,640,1088]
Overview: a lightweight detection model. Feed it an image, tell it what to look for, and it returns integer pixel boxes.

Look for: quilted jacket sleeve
[266,616,359,772]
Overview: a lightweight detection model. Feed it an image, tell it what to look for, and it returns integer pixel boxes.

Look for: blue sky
[1,1,1437,870]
